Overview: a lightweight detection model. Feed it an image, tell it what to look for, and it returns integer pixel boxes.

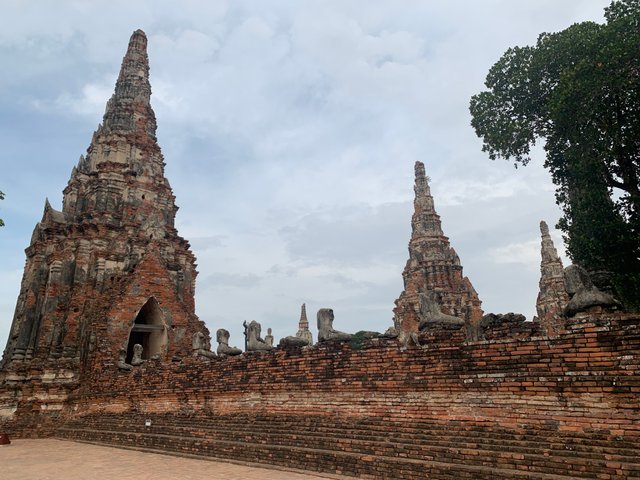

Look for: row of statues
[117,307,370,369]
[117,264,622,369]
[189,310,349,360]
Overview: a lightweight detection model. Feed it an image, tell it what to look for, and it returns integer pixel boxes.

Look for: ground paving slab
[0,439,348,480]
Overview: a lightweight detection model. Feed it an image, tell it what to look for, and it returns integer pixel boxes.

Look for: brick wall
[69,312,639,430]
[2,311,639,477]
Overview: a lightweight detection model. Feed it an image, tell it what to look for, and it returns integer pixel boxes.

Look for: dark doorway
[125,297,167,363]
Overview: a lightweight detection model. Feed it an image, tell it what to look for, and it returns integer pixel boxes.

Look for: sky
[0,0,611,350]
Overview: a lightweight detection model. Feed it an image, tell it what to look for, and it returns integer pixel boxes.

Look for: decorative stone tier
[0,29,207,379]
[2,312,638,479]
[394,162,483,333]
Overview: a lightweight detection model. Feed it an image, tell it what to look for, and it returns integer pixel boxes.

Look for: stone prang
[0,30,208,377]
[296,303,313,345]
[394,162,483,333]
[535,221,569,334]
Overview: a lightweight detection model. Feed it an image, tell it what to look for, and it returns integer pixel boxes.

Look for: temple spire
[296,303,313,345]
[101,29,157,139]
[535,220,569,334]
[394,161,482,332]
[412,161,443,237]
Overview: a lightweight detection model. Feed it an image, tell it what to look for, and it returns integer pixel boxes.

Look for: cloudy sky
[0,0,611,349]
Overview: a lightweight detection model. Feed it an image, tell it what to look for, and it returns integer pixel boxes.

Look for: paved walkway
[0,439,345,480]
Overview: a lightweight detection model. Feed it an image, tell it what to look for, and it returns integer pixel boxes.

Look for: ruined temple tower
[296,303,313,345]
[394,161,482,332]
[535,221,569,335]
[1,30,207,375]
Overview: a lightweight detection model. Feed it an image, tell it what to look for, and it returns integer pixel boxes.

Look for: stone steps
[56,413,640,479]
[63,413,639,455]
[60,417,639,466]
[56,427,610,480]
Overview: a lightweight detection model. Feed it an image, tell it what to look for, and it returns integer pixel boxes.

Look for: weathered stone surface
[384,316,421,348]
[116,348,132,371]
[192,332,216,359]
[564,264,621,317]
[130,344,144,366]
[417,291,465,330]
[278,336,308,348]
[264,328,274,347]
[246,321,273,352]
[535,221,569,334]
[394,162,482,333]
[215,329,242,357]
[0,30,207,407]
[2,30,640,480]
[317,308,352,342]
[295,303,313,345]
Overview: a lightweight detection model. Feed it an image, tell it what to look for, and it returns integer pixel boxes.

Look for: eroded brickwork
[1,30,639,480]
[5,312,634,479]
[536,220,569,335]
[394,161,483,332]
[0,30,207,412]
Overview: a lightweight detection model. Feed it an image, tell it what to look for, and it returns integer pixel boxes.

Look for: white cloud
[0,0,611,350]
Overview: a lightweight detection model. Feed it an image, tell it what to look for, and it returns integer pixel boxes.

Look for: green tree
[469,0,640,309]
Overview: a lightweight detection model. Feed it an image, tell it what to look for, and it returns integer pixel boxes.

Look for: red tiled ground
[0,439,346,480]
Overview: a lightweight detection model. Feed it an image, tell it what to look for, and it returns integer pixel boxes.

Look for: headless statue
[246,320,273,352]
[192,332,217,359]
[131,343,145,366]
[216,329,242,357]
[117,348,133,370]
[563,265,621,317]
[317,308,352,342]
[385,315,420,348]
[279,334,309,347]
[418,291,464,330]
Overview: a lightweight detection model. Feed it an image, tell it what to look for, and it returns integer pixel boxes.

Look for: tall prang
[1,30,208,376]
[535,220,569,335]
[394,161,483,332]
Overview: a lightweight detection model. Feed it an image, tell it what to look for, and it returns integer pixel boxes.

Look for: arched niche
[125,297,167,363]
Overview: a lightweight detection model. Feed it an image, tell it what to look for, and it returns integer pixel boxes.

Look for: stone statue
[385,315,420,348]
[317,308,352,342]
[418,291,464,330]
[192,332,216,359]
[216,329,242,357]
[116,348,133,370]
[246,320,273,352]
[265,328,274,347]
[279,335,309,348]
[130,343,145,366]
[563,265,621,317]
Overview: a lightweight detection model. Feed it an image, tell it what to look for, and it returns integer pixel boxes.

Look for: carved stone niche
[124,297,167,364]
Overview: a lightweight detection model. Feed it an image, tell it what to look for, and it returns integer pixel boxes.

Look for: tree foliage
[470,0,640,309]
[0,190,4,227]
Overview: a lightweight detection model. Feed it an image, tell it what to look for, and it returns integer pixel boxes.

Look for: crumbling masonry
[1,30,639,480]
[1,29,207,386]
